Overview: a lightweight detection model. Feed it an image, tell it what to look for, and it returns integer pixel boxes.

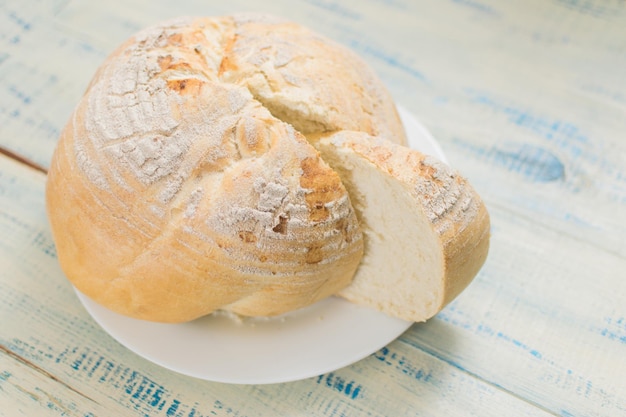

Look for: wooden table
[1,1,625,415]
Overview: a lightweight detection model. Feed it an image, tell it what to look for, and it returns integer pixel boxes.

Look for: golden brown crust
[46,15,384,322]
[440,201,490,309]
[220,15,407,141]
[46,14,488,323]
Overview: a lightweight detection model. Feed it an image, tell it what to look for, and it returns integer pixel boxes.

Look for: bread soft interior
[314,132,490,322]
[315,136,441,320]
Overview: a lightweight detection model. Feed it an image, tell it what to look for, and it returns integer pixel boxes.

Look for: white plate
[75,105,447,385]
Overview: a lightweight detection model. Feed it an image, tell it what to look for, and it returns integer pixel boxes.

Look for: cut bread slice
[314,132,490,322]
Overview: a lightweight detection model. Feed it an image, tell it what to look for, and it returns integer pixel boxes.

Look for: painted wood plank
[0,153,555,415]
[0,351,113,417]
[1,0,625,416]
[0,0,107,168]
[408,203,626,417]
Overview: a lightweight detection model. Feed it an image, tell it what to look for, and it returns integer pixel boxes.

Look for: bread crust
[219,14,406,141]
[47,15,407,321]
[46,14,488,323]
[316,133,490,322]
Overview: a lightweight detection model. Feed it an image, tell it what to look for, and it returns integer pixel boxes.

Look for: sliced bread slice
[314,132,490,322]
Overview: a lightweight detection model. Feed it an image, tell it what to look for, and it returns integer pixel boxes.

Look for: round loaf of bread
[46,14,407,322]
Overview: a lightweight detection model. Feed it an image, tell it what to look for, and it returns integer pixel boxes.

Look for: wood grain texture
[1,0,625,416]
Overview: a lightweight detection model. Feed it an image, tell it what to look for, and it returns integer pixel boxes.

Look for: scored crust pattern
[46,14,409,322]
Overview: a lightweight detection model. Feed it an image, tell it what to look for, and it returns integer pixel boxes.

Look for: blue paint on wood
[374,346,434,382]
[490,143,565,182]
[450,0,497,14]
[6,10,32,32]
[7,84,32,105]
[71,350,87,370]
[579,83,626,106]
[465,89,590,147]
[495,331,543,360]
[452,138,565,182]
[33,231,58,259]
[437,310,545,361]
[362,0,409,10]
[555,0,625,18]
[5,336,255,417]
[345,38,426,82]
[316,372,363,399]
[598,316,626,344]
[304,0,362,20]
[166,399,181,416]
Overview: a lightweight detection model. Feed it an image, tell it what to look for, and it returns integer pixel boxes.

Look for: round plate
[75,105,447,384]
